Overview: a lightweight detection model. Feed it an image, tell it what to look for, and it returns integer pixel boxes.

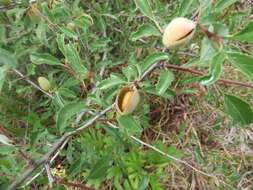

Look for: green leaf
[0,145,16,155]
[156,70,174,95]
[139,176,150,190]
[118,115,142,136]
[30,53,63,66]
[224,94,253,125]
[0,134,12,146]
[64,43,88,78]
[0,48,17,68]
[59,26,78,39]
[227,53,253,83]
[147,142,183,164]
[200,37,217,62]
[98,75,126,90]
[58,88,77,98]
[88,156,111,179]
[214,0,237,13]
[122,65,138,81]
[74,13,93,29]
[0,49,17,92]
[68,154,86,177]
[200,52,225,85]
[178,0,195,17]
[141,53,169,73]
[56,34,66,55]
[58,36,88,78]
[131,23,160,41]
[134,0,156,21]
[143,86,174,99]
[57,102,88,133]
[0,66,9,93]
[233,22,253,43]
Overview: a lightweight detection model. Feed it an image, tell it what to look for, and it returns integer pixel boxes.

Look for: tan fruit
[115,86,140,115]
[162,17,196,49]
[38,77,51,91]
[121,91,133,111]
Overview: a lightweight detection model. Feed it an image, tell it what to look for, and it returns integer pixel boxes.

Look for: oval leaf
[0,49,17,92]
[156,70,174,95]
[214,0,237,13]
[200,52,225,85]
[59,26,78,39]
[0,48,17,68]
[224,94,253,125]
[134,0,156,21]
[0,134,12,146]
[141,53,170,73]
[98,75,126,90]
[64,43,88,78]
[57,102,88,133]
[233,22,253,43]
[227,52,253,84]
[200,37,217,62]
[178,0,195,17]
[131,23,160,41]
[30,53,63,66]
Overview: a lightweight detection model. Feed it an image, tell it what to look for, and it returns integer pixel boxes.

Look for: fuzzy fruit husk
[115,86,140,115]
[162,17,196,49]
[38,77,51,91]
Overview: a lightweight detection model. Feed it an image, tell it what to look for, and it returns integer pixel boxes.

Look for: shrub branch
[165,63,253,88]
[6,105,114,190]
[9,58,248,189]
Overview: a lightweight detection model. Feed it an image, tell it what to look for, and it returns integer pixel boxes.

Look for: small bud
[38,77,51,91]
[115,86,140,115]
[162,17,196,49]
[67,23,76,30]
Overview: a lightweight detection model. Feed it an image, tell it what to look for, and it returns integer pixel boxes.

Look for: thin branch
[198,25,223,46]
[22,139,69,188]
[44,163,54,188]
[165,64,253,88]
[12,69,54,98]
[0,172,15,179]
[106,122,214,177]
[11,66,109,188]
[153,20,163,34]
[57,178,96,190]
[10,56,243,190]
[6,105,113,190]
[74,105,114,133]
[137,62,161,82]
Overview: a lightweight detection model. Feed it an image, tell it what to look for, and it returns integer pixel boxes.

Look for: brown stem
[57,178,96,190]
[165,64,253,88]
[6,105,113,190]
[0,124,13,140]
[98,118,117,122]
[198,25,223,46]
[0,172,15,179]
[17,151,35,166]
[0,123,27,147]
